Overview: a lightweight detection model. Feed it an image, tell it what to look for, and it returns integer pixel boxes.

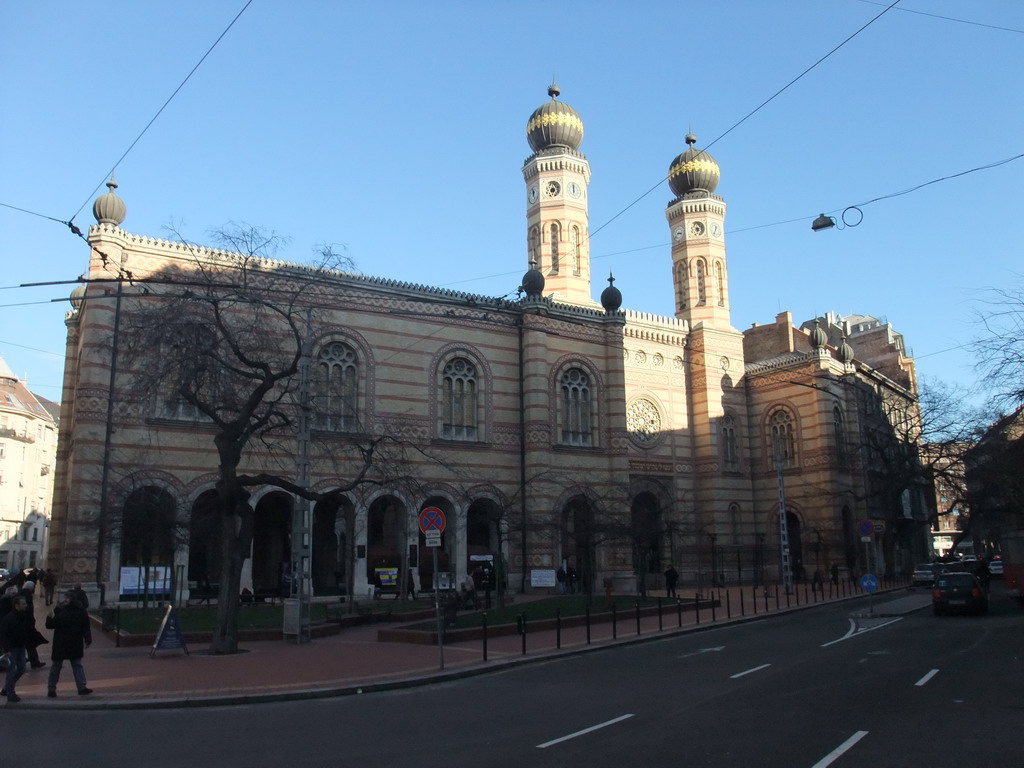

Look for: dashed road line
[730,663,771,679]
[810,730,868,768]
[536,713,635,749]
[915,669,940,687]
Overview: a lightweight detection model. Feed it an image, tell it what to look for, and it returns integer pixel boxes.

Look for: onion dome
[810,320,828,350]
[838,335,855,365]
[93,177,126,226]
[667,133,720,197]
[526,82,584,152]
[521,261,545,298]
[69,277,87,310]
[601,273,622,312]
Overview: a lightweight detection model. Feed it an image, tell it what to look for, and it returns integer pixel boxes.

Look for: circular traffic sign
[860,573,879,593]
[419,506,446,534]
[856,519,875,537]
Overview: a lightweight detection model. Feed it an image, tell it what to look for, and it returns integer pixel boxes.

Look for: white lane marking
[810,730,869,768]
[536,714,635,749]
[730,663,771,679]
[915,669,940,687]
[678,646,725,659]
[821,617,904,647]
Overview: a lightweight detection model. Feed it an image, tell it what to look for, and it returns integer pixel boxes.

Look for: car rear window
[937,574,974,587]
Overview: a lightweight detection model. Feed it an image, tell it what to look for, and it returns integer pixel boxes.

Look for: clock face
[567,181,581,199]
[674,227,685,242]
[710,223,722,238]
[545,180,561,198]
[690,221,706,237]
[528,186,538,204]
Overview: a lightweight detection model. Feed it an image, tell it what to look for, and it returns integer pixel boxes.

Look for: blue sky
[2,1,1022,406]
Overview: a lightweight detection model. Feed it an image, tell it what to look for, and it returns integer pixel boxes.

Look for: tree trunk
[209,498,254,654]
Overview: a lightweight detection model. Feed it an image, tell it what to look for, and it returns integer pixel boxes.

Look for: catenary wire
[854,0,1024,34]
[67,0,254,226]
[587,0,903,242]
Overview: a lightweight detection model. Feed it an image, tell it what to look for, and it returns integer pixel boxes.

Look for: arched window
[768,408,797,468]
[315,342,358,431]
[675,261,687,310]
[550,223,560,273]
[833,406,846,460]
[572,226,582,274]
[442,357,477,440]
[560,367,593,446]
[715,261,725,306]
[529,226,540,267]
[696,259,707,306]
[721,414,738,469]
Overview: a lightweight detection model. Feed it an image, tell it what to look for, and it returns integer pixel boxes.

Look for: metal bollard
[586,605,591,645]
[677,598,682,628]
[695,593,700,625]
[726,590,731,619]
[482,613,488,661]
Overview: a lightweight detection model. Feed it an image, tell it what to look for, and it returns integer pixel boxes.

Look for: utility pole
[775,435,794,595]
[289,307,313,643]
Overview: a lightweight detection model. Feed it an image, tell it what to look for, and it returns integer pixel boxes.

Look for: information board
[530,569,556,588]
[151,604,189,657]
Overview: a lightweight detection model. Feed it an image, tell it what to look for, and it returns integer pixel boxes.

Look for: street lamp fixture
[811,213,835,232]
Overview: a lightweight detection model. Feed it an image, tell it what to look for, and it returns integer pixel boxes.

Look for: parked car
[988,558,1004,577]
[933,572,988,616]
[912,563,939,587]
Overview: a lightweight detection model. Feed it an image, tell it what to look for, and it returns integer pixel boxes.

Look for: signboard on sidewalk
[151,604,189,657]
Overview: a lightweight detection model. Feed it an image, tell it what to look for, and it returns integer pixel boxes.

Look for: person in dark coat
[45,593,93,697]
[17,581,46,669]
[69,583,90,611]
[0,595,33,702]
[664,564,680,598]
[42,569,58,606]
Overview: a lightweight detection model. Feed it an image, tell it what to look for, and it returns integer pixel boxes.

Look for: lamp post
[774,435,794,595]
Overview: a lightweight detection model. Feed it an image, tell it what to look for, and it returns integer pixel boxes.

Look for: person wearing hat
[16,581,46,669]
[44,591,92,697]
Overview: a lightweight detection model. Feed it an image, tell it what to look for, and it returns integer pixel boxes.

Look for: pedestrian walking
[42,569,58,606]
[0,595,32,702]
[17,581,47,669]
[830,563,839,586]
[664,564,679,598]
[45,592,93,697]
[70,582,90,611]
[555,565,567,594]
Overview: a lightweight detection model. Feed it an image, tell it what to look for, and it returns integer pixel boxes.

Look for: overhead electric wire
[586,0,903,242]
[854,0,1024,34]
[67,0,254,227]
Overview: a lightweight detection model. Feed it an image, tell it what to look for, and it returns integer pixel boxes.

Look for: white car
[988,559,1004,576]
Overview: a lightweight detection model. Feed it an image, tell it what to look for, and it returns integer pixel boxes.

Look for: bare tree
[119,223,390,653]
[846,379,987,575]
[974,280,1024,408]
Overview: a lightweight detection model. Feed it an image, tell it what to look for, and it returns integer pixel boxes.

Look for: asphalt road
[6,589,1021,768]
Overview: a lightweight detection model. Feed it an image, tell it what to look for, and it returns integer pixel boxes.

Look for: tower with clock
[522,84,595,306]
[666,134,732,329]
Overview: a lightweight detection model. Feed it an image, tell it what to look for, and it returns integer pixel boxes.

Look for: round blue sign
[860,573,879,593]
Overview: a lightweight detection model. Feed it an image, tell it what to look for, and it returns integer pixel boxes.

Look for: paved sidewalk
[4,584,927,709]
